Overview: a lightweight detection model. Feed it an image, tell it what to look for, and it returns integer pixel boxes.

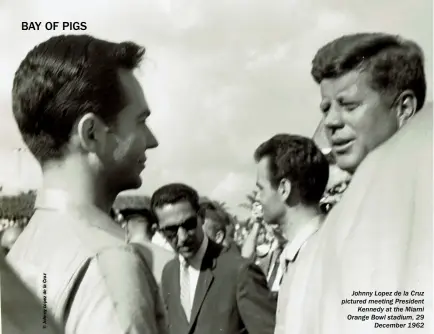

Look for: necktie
[180,260,191,321]
[280,259,290,285]
[268,246,284,288]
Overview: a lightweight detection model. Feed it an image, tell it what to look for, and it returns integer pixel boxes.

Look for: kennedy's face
[320,70,399,174]
[154,201,204,260]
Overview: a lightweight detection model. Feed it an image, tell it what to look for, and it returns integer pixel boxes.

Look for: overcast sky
[0,0,432,216]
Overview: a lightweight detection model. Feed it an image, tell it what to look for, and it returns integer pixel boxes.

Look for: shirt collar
[35,188,71,211]
[180,235,209,269]
[282,215,323,262]
[34,188,123,237]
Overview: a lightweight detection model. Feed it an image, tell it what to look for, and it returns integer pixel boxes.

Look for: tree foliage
[0,191,36,220]
[113,195,151,211]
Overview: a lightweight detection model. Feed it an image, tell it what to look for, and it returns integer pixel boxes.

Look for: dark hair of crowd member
[254,134,329,205]
[150,183,200,225]
[12,34,145,164]
[311,32,426,111]
[198,201,230,238]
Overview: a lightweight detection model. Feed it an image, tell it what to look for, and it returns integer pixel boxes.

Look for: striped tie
[180,260,191,321]
[268,246,284,288]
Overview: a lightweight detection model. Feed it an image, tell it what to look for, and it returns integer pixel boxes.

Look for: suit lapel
[188,241,220,332]
[170,259,190,326]
[188,267,214,328]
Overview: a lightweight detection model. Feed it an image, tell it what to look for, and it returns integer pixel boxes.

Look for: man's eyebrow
[165,216,196,228]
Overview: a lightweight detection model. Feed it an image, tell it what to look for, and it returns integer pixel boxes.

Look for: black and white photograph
[0,0,432,333]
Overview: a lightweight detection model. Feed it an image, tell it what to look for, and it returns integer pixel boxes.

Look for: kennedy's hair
[151,183,200,223]
[12,34,145,164]
[254,134,329,205]
[311,33,426,111]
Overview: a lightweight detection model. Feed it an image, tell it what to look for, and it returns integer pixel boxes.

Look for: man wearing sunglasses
[151,183,276,334]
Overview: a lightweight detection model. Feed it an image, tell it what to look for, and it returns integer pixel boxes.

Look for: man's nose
[323,104,344,129]
[177,227,188,245]
[146,127,159,149]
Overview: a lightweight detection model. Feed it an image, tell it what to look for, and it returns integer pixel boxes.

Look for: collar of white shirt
[179,235,209,269]
[282,215,324,263]
[34,188,123,237]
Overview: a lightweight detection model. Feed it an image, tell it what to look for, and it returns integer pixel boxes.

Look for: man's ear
[394,90,417,128]
[77,113,108,153]
[215,230,225,244]
[278,178,291,202]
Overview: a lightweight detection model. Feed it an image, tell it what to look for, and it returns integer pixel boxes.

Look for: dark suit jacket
[256,250,273,277]
[225,241,241,254]
[162,240,276,334]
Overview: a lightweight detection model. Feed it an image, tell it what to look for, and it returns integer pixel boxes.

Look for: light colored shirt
[0,253,62,333]
[274,215,323,334]
[277,106,432,334]
[7,189,167,334]
[179,236,209,303]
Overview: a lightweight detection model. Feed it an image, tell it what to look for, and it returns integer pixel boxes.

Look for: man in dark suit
[151,183,276,334]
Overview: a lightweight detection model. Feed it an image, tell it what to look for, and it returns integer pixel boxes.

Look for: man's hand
[241,221,262,260]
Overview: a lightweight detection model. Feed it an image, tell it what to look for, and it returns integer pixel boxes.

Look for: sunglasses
[159,216,198,239]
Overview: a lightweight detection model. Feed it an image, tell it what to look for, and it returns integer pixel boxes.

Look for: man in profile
[252,134,329,311]
[7,34,165,333]
[279,32,430,334]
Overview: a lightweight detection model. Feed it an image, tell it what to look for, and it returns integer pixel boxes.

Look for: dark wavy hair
[12,34,145,164]
[254,134,329,205]
[311,32,426,111]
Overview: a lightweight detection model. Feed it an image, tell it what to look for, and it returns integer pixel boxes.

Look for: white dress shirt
[7,188,166,334]
[179,236,209,304]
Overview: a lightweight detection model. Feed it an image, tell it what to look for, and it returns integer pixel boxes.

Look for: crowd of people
[1,30,431,334]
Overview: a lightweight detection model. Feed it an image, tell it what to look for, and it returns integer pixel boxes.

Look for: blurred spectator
[1,226,23,255]
[120,207,174,288]
[199,201,227,245]
[199,200,240,253]
[241,198,286,296]
[319,179,351,214]
[121,207,156,243]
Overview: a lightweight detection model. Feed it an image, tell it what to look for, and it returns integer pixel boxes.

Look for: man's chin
[335,154,361,174]
[179,248,196,259]
[122,176,143,190]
